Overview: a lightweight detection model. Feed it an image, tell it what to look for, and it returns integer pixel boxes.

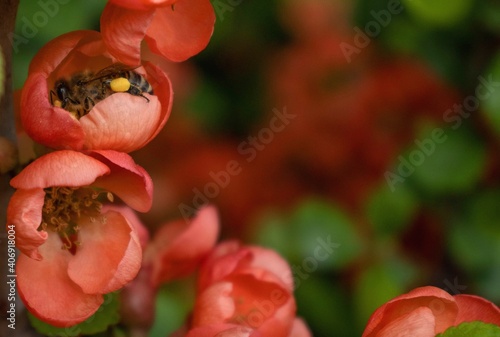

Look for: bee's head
[55,80,70,100]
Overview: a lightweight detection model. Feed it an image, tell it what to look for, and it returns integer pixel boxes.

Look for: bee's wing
[83,64,134,83]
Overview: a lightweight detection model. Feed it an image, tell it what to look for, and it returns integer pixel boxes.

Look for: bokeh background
[12,0,500,336]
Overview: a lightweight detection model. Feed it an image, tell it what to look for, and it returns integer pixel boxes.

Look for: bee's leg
[128,85,150,103]
[49,90,57,104]
[83,96,95,111]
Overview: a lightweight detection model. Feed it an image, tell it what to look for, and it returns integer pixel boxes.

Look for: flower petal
[454,294,500,326]
[109,0,177,10]
[68,210,142,294]
[10,150,110,189]
[100,3,154,65]
[193,282,236,326]
[17,234,103,327]
[148,205,219,286]
[145,0,215,62]
[103,205,150,249]
[91,150,153,212]
[361,286,458,337]
[20,73,85,150]
[186,324,255,337]
[288,318,313,337]
[6,189,47,259]
[80,93,161,152]
[375,307,436,337]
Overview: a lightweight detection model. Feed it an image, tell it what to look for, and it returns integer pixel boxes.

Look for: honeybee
[50,63,154,119]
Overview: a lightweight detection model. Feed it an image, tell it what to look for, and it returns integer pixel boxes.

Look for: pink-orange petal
[186,324,255,337]
[374,307,436,337]
[192,282,235,326]
[361,286,458,337]
[145,0,215,62]
[454,294,500,326]
[149,205,219,286]
[68,210,142,294]
[91,150,153,212]
[288,318,313,337]
[17,234,103,327]
[28,30,102,75]
[20,73,85,150]
[10,150,110,189]
[246,246,295,292]
[100,3,154,65]
[80,93,161,152]
[103,205,150,249]
[6,189,47,259]
[142,61,174,142]
[109,0,177,10]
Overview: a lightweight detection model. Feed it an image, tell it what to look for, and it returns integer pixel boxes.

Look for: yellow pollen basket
[110,77,131,92]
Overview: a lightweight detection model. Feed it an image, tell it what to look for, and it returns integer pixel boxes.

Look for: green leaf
[290,199,364,270]
[437,321,500,337]
[28,292,120,336]
[402,0,474,27]
[354,259,417,329]
[409,126,486,195]
[295,276,357,337]
[252,198,363,271]
[148,281,194,337]
[365,183,418,236]
[482,53,500,138]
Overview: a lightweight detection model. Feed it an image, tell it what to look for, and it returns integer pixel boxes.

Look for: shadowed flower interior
[40,186,114,253]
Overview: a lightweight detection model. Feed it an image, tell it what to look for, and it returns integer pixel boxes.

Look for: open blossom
[177,240,311,337]
[101,0,215,64]
[20,30,172,152]
[6,150,152,327]
[362,286,500,337]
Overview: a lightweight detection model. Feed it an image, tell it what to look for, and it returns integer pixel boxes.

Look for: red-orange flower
[20,30,172,152]
[6,150,152,327]
[144,205,219,287]
[177,240,311,337]
[101,0,215,64]
[362,286,500,337]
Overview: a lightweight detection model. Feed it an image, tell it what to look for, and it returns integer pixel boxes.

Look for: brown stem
[0,1,42,336]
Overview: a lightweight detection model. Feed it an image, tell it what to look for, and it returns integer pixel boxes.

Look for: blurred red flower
[362,286,500,337]
[175,241,311,337]
[6,150,152,327]
[101,0,215,64]
[20,30,172,152]
[144,205,219,287]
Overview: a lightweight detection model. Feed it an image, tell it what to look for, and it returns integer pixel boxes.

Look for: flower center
[40,186,113,253]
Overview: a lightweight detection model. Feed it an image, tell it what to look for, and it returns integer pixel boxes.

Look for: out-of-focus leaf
[290,199,364,271]
[354,259,417,330]
[252,198,363,271]
[28,292,120,337]
[365,183,418,236]
[482,53,500,137]
[148,281,194,337]
[402,0,473,27]
[409,126,486,195]
[295,276,356,337]
[436,321,500,337]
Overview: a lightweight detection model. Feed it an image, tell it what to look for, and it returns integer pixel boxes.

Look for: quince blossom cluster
[7,1,312,335]
[7,0,215,328]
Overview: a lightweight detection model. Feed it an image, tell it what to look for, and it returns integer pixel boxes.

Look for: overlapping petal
[145,205,219,286]
[185,240,306,337]
[20,30,172,152]
[101,0,215,64]
[361,286,500,337]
